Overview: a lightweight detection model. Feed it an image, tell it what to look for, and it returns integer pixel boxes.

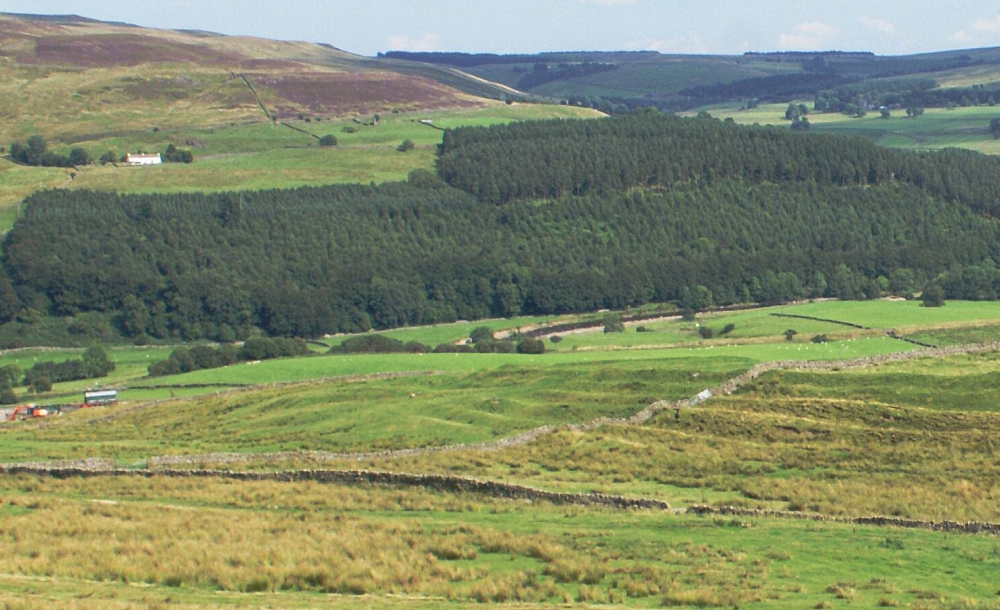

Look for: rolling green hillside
[0,13,600,229]
[9,12,1000,231]
[10,14,1000,610]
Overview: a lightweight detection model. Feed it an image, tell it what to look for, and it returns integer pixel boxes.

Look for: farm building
[125,153,162,166]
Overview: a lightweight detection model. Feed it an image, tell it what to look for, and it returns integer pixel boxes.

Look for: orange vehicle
[7,405,35,421]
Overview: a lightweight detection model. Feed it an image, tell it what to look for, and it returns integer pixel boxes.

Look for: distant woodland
[5,112,1000,340]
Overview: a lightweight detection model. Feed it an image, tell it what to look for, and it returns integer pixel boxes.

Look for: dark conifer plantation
[5,113,1000,339]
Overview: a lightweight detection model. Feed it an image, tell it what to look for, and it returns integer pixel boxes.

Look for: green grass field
[0,104,600,232]
[5,300,1000,608]
[10,298,1000,408]
[59,104,598,194]
[0,159,68,225]
[715,102,1000,153]
[3,299,998,463]
[0,356,750,463]
[122,336,910,392]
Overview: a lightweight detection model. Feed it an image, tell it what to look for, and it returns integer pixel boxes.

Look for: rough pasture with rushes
[2,474,1000,608]
[349,366,1000,523]
[5,302,1000,607]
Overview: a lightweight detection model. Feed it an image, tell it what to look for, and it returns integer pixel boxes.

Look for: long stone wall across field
[770,312,940,348]
[4,464,1000,536]
[4,341,1000,535]
[689,505,1000,536]
[0,465,670,511]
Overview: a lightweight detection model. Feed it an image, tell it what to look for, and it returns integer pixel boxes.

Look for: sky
[4,1,1000,57]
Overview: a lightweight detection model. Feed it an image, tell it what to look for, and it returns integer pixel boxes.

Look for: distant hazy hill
[10,11,1000,146]
[385,48,1000,112]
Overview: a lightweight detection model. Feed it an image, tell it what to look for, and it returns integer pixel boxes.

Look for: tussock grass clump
[662,586,729,607]
[623,577,662,598]
[427,536,479,561]
[543,557,605,584]
[826,583,856,600]
[910,589,946,601]
[468,571,562,603]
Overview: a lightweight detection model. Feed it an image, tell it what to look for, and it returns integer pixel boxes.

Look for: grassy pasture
[327,299,1000,352]
[0,339,920,463]
[5,299,998,408]
[0,159,68,226]
[0,299,956,463]
[765,298,1000,329]
[909,323,1000,346]
[555,308,856,350]
[349,351,1000,522]
[65,144,439,193]
[0,104,600,232]
[732,349,1000,412]
[123,336,912,391]
[125,298,1000,392]
[717,102,1000,153]
[0,357,748,463]
[4,306,1000,607]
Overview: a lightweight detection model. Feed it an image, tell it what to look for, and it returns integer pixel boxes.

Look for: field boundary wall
[0,465,670,511]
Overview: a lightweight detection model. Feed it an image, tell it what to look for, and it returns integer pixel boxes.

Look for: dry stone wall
[4,341,1000,533]
[0,465,670,511]
[689,505,1000,536]
[4,464,1000,535]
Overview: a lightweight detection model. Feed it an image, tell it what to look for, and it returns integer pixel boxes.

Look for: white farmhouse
[125,153,162,166]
